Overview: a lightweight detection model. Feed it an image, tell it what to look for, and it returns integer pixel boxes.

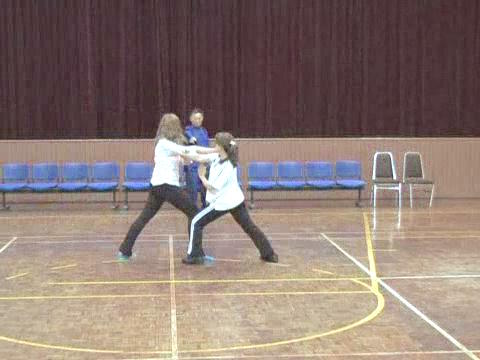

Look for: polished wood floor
[0,200,479,359]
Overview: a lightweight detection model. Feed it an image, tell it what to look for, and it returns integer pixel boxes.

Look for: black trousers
[188,202,275,258]
[119,184,198,256]
[185,165,207,208]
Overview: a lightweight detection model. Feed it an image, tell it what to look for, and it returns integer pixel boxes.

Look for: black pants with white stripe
[119,184,199,257]
[188,202,275,258]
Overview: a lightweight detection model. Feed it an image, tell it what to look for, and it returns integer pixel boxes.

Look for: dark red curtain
[1,0,479,139]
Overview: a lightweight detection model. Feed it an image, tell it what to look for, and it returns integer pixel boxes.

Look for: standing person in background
[184,108,209,208]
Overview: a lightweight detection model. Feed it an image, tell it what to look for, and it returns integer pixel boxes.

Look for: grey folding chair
[403,152,435,208]
[371,152,402,208]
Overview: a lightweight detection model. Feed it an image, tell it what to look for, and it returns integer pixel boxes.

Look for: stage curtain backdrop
[1,0,479,139]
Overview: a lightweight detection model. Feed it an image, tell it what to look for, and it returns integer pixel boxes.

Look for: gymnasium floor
[0,200,479,359]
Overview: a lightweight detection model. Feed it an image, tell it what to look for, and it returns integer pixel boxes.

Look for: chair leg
[355,189,362,207]
[1,193,10,211]
[429,185,435,208]
[373,185,377,208]
[409,184,413,208]
[111,190,118,210]
[122,190,129,210]
[398,184,402,208]
[248,189,255,210]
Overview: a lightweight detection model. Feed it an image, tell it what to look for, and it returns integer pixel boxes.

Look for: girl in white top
[118,113,211,260]
[183,132,278,265]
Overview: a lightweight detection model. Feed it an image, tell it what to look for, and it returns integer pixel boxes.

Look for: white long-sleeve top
[150,139,196,186]
[201,154,244,211]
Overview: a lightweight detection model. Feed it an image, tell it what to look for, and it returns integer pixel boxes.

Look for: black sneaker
[182,255,205,265]
[261,253,279,263]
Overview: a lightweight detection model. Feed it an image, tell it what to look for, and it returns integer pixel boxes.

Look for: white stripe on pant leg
[188,204,216,255]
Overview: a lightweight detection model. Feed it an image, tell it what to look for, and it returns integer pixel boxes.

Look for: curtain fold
[1,0,479,139]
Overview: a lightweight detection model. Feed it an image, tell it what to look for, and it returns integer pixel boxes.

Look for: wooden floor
[0,200,479,359]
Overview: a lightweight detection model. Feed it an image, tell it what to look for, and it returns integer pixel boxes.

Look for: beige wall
[0,138,479,203]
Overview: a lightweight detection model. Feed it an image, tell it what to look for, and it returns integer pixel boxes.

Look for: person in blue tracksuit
[184,108,209,208]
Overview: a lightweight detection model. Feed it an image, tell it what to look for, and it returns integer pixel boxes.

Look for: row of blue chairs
[247,161,366,207]
[0,162,130,209]
[0,161,243,210]
[1,160,365,210]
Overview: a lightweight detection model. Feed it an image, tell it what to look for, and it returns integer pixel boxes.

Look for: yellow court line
[266,262,291,267]
[43,273,480,287]
[0,336,171,355]
[321,225,480,360]
[0,290,370,301]
[5,272,29,281]
[178,282,385,354]
[47,277,367,286]
[193,290,370,297]
[0,294,169,301]
[312,269,335,275]
[101,260,128,264]
[50,264,77,270]
[1,273,385,355]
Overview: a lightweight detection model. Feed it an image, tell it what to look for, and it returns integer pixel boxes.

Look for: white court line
[0,237,18,255]
[332,235,480,241]
[382,274,480,281]
[321,233,479,360]
[116,348,480,359]
[168,235,178,359]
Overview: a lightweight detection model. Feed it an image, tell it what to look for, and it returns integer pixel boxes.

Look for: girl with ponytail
[182,132,278,265]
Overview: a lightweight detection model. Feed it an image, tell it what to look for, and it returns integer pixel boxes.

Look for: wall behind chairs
[0,138,479,203]
[1,0,480,139]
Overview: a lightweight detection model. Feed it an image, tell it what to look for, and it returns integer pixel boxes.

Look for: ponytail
[214,132,239,167]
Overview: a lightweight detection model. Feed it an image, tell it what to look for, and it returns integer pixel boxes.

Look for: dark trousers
[119,184,198,256]
[188,202,275,258]
[185,165,207,208]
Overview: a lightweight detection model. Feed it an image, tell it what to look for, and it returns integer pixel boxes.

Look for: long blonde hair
[155,113,187,145]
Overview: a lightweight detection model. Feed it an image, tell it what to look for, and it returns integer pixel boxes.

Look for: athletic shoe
[182,255,205,265]
[261,253,279,263]
[116,251,134,262]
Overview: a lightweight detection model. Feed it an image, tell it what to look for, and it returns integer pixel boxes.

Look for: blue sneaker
[116,252,134,262]
[204,255,215,263]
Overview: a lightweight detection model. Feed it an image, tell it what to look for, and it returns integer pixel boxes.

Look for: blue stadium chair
[248,162,276,190]
[305,161,336,189]
[122,162,153,209]
[27,163,59,192]
[0,163,29,210]
[88,162,120,208]
[58,163,89,192]
[335,160,366,206]
[247,162,277,208]
[277,161,306,189]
